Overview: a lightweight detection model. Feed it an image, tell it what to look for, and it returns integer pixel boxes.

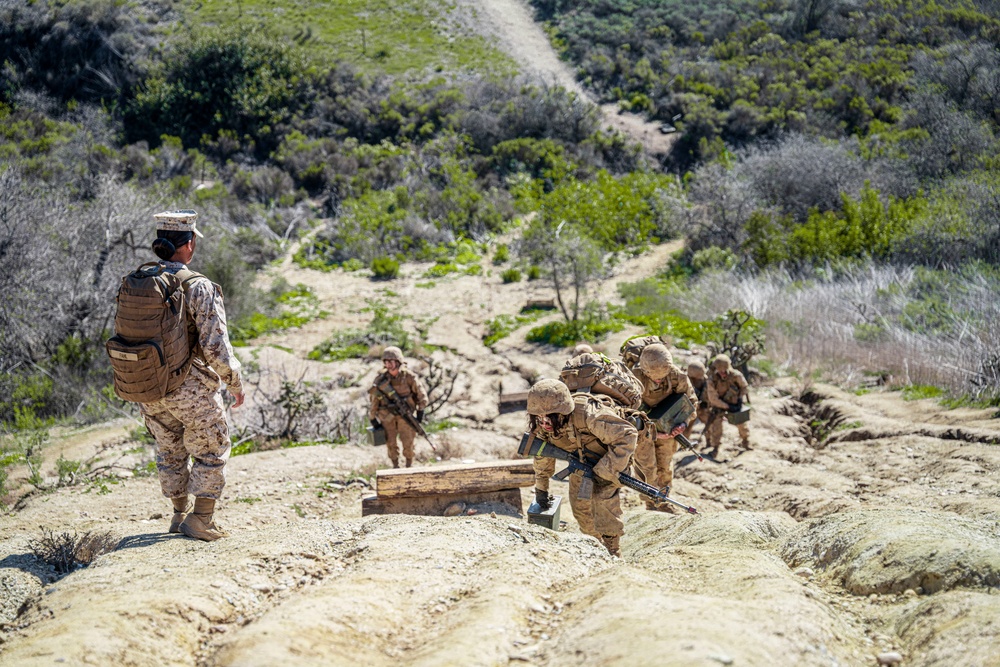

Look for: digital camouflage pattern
[706,365,751,450]
[529,394,637,538]
[369,367,428,466]
[631,363,697,502]
[139,262,242,500]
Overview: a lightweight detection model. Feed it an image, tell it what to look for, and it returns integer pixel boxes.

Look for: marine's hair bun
[152,237,176,260]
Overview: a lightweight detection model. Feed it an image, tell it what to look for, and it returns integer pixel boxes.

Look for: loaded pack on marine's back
[105,210,204,404]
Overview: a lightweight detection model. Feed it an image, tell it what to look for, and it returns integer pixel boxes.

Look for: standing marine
[369,346,428,468]
[705,354,752,458]
[630,344,697,510]
[136,210,244,542]
[525,379,637,556]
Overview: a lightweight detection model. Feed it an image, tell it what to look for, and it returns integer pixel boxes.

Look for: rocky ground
[2,3,999,664]
[1,237,999,666]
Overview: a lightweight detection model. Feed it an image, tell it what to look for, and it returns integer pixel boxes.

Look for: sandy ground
[2,240,999,666]
[3,4,1000,666]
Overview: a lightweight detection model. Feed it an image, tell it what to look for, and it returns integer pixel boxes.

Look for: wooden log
[375,459,535,498]
[498,391,529,414]
[362,488,523,517]
[525,298,556,310]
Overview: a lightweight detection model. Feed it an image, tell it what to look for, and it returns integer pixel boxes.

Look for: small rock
[903,589,917,598]
[149,513,163,520]
[709,654,734,666]
[877,651,903,666]
[490,511,497,518]
[794,567,814,578]
[210,625,229,634]
[443,502,466,517]
[466,509,478,515]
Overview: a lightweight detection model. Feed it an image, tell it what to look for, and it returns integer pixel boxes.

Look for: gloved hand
[592,455,622,488]
[416,409,424,423]
[370,418,380,428]
[727,401,743,413]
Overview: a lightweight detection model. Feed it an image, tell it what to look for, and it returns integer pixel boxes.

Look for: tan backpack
[105,262,201,403]
[619,334,669,371]
[560,352,644,410]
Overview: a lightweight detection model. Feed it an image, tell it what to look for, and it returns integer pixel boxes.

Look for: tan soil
[3,6,1000,666]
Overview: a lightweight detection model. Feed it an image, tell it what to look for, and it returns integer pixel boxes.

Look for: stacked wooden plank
[361,459,535,516]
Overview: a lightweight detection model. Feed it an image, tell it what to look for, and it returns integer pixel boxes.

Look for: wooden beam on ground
[362,488,523,517]
[375,459,535,498]
[525,298,556,310]
[499,391,529,414]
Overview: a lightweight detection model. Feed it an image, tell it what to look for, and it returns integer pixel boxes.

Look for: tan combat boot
[601,535,621,558]
[391,458,400,469]
[405,458,413,468]
[741,438,753,450]
[179,498,228,542]
[169,496,189,533]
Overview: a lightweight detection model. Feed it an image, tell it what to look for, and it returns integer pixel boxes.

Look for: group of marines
[368,338,752,557]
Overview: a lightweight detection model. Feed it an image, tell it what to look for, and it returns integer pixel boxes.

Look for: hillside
[1,0,1000,665]
[2,242,1000,666]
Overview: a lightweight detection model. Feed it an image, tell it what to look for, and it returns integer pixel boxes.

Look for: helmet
[713,354,732,370]
[527,379,574,416]
[639,344,673,380]
[381,346,404,362]
[687,360,706,379]
[573,343,594,356]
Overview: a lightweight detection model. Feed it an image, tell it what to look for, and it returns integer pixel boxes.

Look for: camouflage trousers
[633,433,679,495]
[568,472,623,539]
[706,417,750,451]
[140,366,231,500]
[377,411,417,465]
[533,456,556,492]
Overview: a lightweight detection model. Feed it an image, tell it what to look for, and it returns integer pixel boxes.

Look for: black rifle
[518,432,698,514]
[377,378,436,452]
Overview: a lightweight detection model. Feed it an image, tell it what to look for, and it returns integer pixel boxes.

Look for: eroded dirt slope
[2,241,999,665]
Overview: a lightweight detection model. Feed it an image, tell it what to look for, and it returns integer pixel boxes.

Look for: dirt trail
[461,0,679,156]
[3,3,1000,665]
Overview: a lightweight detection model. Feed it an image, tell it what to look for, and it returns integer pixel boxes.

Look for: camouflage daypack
[560,352,644,410]
[105,262,201,403]
[619,335,669,371]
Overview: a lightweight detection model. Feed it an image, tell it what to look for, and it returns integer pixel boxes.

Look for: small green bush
[501,268,522,283]
[901,384,945,401]
[372,256,400,280]
[526,318,625,347]
[493,244,510,264]
[527,265,542,280]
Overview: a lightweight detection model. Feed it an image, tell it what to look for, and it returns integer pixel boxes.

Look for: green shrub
[482,308,550,347]
[125,25,306,155]
[902,384,946,401]
[371,256,400,280]
[527,265,542,280]
[309,299,410,361]
[493,244,510,264]
[501,268,522,283]
[526,317,625,347]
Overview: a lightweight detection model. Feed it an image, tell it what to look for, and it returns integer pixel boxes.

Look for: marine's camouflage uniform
[530,394,637,538]
[139,261,242,500]
[686,374,711,437]
[706,366,750,449]
[631,365,697,502]
[368,367,428,466]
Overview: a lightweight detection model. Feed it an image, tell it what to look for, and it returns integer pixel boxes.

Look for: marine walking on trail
[628,343,697,511]
[525,379,638,556]
[705,354,753,458]
[369,346,429,468]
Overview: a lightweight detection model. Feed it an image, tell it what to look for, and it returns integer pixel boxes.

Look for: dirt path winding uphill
[461,0,679,156]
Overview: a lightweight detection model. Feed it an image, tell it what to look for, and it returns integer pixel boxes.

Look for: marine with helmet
[532,342,598,513]
[631,343,698,511]
[705,354,752,457]
[368,346,428,468]
[685,359,711,426]
[525,379,637,557]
